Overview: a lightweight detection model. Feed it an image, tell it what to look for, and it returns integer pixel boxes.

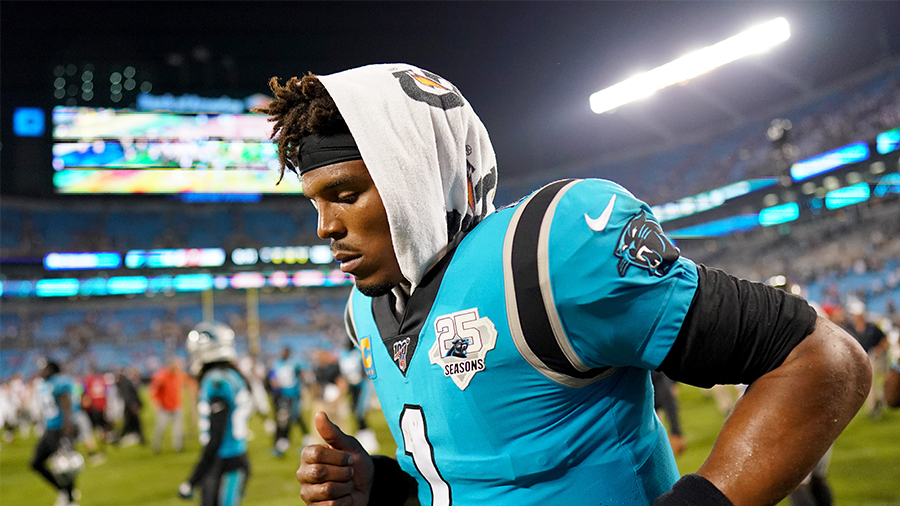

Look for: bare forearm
[885,366,900,408]
[698,316,871,506]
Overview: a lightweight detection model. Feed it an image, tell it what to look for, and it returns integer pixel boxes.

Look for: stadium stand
[173,208,234,248]
[33,309,90,341]
[30,209,105,252]
[0,292,349,379]
[105,210,167,251]
[241,209,300,245]
[0,207,23,250]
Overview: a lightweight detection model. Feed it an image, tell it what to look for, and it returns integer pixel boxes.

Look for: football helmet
[186,322,237,375]
[49,438,84,486]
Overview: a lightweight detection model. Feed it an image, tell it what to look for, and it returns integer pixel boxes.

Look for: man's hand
[177,481,193,499]
[298,412,374,506]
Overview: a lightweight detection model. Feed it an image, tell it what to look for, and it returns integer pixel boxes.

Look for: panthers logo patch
[615,210,680,277]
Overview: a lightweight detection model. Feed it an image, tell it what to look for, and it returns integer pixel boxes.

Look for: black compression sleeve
[188,398,228,486]
[658,264,818,388]
[368,455,416,506]
[654,474,733,506]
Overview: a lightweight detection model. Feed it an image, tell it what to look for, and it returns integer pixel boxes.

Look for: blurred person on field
[150,357,193,453]
[178,322,251,506]
[882,317,900,408]
[8,372,33,437]
[269,347,310,457]
[339,339,379,454]
[308,348,349,446]
[845,299,888,418]
[236,355,271,420]
[115,368,145,447]
[0,381,15,444]
[30,360,81,506]
[71,379,103,465]
[651,370,686,457]
[82,365,114,447]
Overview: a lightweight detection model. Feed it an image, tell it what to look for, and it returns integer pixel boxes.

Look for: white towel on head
[319,63,498,291]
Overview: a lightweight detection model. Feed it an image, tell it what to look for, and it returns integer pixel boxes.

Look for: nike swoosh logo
[584,194,617,232]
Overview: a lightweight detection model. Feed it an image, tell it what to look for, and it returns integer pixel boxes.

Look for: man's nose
[316,206,345,240]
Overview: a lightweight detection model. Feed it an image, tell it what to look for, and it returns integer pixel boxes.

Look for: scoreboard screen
[51,106,296,195]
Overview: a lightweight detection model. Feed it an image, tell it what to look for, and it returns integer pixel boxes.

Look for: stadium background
[1,2,899,505]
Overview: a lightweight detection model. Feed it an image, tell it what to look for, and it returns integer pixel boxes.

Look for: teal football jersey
[272,358,303,398]
[40,374,80,430]
[346,179,699,505]
[198,367,251,459]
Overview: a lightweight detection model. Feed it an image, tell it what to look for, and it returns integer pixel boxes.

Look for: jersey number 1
[400,405,451,506]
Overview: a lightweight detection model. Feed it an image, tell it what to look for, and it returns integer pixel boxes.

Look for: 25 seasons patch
[429,308,497,390]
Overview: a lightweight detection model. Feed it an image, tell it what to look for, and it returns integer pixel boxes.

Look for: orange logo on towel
[393,68,464,110]
[412,75,451,91]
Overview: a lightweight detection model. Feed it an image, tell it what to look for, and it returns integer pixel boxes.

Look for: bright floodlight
[590,17,790,114]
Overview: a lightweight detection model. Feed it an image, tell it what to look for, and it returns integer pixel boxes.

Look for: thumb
[315,411,362,453]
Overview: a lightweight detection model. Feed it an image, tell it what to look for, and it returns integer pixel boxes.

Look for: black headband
[297,132,362,175]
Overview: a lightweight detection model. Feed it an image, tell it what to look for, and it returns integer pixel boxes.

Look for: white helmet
[50,439,84,486]
[186,322,237,375]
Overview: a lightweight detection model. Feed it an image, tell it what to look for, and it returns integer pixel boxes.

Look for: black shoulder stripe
[344,295,360,349]
[504,179,615,387]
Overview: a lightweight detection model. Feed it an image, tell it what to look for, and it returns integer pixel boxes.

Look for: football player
[30,360,81,506]
[255,64,872,506]
[178,322,251,506]
[269,347,309,457]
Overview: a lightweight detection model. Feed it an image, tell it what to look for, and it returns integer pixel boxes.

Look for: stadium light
[590,17,790,114]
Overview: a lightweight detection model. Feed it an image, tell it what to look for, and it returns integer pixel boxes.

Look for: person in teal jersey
[270,347,309,457]
[30,360,81,506]
[178,322,251,506]
[254,64,871,506]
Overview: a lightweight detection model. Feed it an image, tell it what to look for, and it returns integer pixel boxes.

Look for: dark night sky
[3,1,900,196]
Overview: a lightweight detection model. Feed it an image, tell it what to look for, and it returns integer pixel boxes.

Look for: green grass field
[2,385,898,505]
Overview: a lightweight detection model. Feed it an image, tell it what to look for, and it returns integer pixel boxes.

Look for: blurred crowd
[0,338,381,500]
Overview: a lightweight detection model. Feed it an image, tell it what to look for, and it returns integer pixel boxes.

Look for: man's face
[301,160,404,297]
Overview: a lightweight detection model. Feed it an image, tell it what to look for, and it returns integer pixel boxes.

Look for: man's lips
[333,252,362,273]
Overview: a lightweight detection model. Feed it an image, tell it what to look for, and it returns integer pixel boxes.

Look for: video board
[51,107,295,195]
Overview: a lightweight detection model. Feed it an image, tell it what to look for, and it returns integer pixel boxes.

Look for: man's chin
[356,280,395,298]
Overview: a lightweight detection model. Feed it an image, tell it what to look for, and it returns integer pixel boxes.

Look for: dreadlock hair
[45,360,61,375]
[253,74,351,184]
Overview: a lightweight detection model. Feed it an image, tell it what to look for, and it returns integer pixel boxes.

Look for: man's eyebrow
[302,173,360,200]
[320,174,360,193]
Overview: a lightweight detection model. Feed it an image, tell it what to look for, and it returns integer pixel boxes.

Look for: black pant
[121,405,145,442]
[789,478,833,506]
[273,396,308,443]
[88,409,112,432]
[31,429,75,498]
[199,454,250,506]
